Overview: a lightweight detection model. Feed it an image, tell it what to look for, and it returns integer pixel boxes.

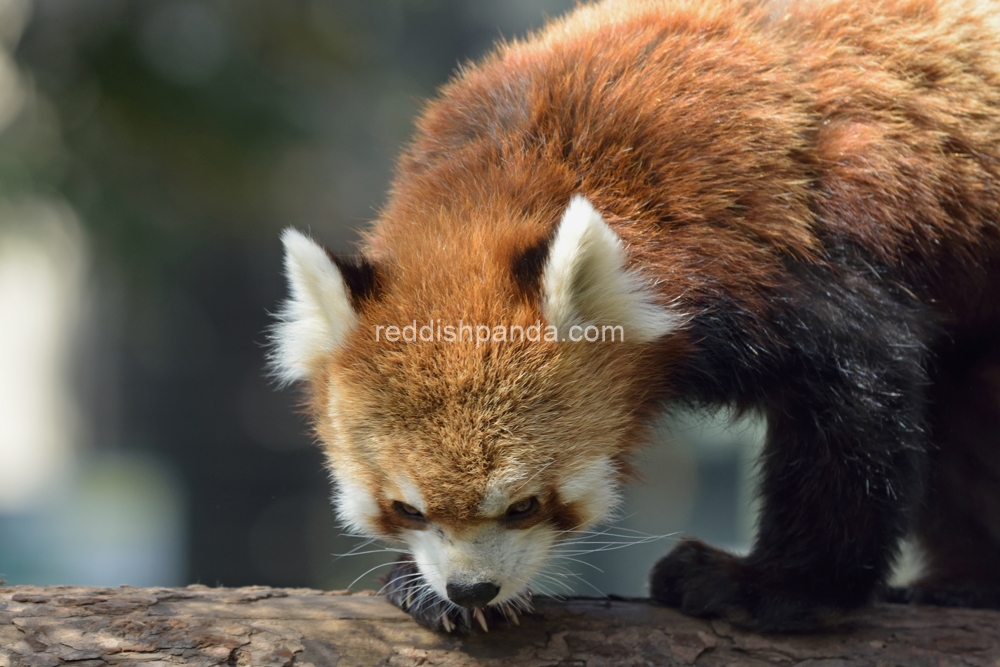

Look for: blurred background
[0,0,764,597]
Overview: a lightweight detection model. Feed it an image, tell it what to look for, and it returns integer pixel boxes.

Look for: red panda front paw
[650,539,841,632]
[649,538,753,625]
[382,556,526,633]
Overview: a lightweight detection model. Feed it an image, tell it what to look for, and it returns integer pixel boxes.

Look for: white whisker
[550,555,604,572]
[332,548,401,558]
[347,560,399,590]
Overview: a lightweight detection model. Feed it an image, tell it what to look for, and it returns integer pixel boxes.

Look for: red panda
[272,0,1000,633]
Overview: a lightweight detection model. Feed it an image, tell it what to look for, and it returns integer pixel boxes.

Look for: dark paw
[650,538,750,622]
[650,539,839,632]
[382,556,530,633]
[883,585,1000,609]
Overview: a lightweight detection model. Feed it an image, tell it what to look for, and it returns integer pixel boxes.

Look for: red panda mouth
[382,555,533,633]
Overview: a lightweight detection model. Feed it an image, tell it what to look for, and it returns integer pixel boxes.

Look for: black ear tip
[329,252,381,308]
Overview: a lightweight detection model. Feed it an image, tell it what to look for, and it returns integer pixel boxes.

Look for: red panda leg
[651,261,930,631]
[901,339,1000,608]
[651,400,926,631]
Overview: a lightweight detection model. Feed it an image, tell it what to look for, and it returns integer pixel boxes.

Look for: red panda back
[371,0,1000,323]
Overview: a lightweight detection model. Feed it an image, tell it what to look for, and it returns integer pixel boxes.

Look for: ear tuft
[270,228,358,385]
[541,196,681,343]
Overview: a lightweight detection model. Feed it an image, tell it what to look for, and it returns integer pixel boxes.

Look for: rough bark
[1,585,998,666]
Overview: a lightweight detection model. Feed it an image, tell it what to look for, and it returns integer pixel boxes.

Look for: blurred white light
[0,200,187,587]
[0,200,86,512]
[56,452,186,587]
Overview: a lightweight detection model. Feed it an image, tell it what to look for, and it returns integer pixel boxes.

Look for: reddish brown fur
[365,0,1000,334]
[315,326,666,530]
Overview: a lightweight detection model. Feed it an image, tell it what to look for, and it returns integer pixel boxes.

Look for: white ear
[541,196,680,343]
[271,228,357,384]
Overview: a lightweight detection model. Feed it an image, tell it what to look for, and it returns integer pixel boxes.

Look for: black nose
[446,581,500,607]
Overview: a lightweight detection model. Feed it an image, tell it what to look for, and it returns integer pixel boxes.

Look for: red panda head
[272,195,682,610]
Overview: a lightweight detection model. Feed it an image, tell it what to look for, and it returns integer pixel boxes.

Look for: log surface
[1,585,998,666]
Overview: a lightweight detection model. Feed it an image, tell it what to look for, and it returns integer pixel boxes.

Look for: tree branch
[1,585,998,666]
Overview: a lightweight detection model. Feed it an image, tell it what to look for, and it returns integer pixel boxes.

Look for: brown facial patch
[377,489,590,540]
[374,496,430,535]
[547,488,590,534]
[493,488,589,534]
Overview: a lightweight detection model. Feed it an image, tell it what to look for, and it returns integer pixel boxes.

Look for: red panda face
[318,336,634,608]
[272,196,681,612]
[321,345,631,603]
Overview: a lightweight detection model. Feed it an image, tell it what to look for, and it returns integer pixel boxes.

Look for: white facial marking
[477,470,535,517]
[542,195,681,343]
[332,472,381,536]
[393,475,427,514]
[558,455,622,528]
[405,523,556,606]
[271,228,357,384]
[477,485,511,517]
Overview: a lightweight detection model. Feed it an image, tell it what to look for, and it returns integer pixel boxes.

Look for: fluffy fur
[274,0,1000,633]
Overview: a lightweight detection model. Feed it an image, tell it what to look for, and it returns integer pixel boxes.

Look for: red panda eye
[393,501,425,520]
[505,496,539,519]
